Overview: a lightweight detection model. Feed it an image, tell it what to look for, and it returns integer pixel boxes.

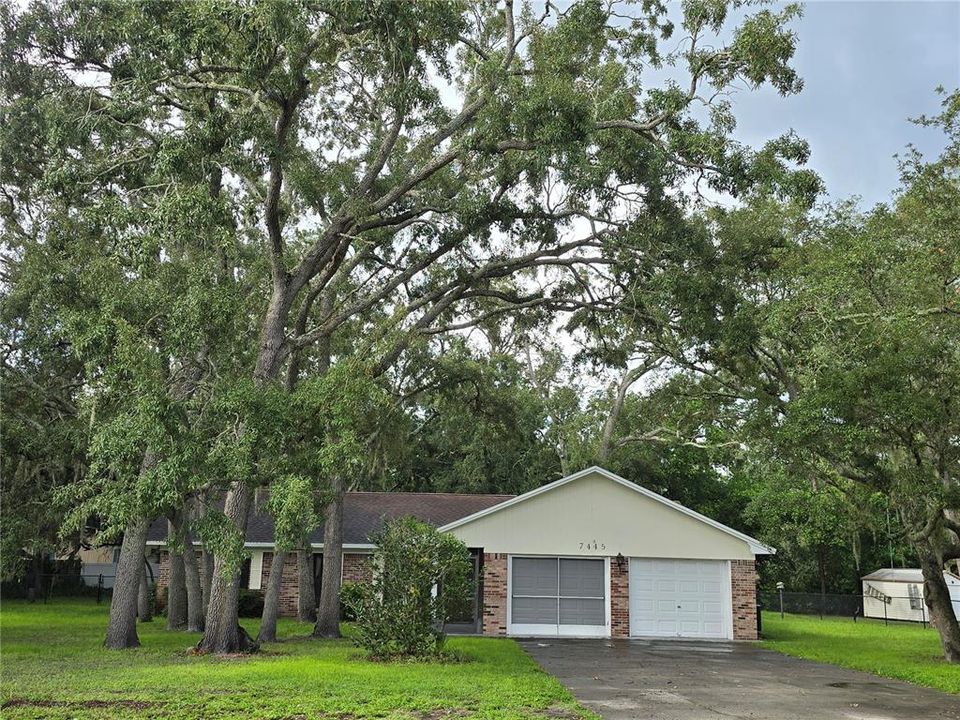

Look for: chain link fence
[6,574,956,630]
[1,573,124,604]
[758,590,960,628]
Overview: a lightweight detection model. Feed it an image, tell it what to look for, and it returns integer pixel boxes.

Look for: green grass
[760,611,960,695]
[0,600,592,720]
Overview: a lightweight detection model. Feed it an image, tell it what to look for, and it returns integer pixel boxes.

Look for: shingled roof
[146,491,514,546]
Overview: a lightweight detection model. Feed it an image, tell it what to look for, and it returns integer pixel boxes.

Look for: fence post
[97,574,103,604]
[921,601,926,629]
[883,599,888,626]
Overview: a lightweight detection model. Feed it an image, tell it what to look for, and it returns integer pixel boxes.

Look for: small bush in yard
[339,581,364,621]
[349,517,472,659]
[237,588,265,617]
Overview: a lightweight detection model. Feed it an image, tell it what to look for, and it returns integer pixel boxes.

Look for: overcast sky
[727,1,960,208]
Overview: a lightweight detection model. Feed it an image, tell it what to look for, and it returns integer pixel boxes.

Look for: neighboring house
[861,568,960,622]
[76,546,120,587]
[76,546,161,589]
[148,466,774,640]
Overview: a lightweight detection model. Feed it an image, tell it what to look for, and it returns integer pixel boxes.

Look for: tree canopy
[2,0,957,662]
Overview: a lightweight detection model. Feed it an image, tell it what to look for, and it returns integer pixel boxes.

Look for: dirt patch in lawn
[537,704,583,720]
[2,698,155,710]
[416,709,470,720]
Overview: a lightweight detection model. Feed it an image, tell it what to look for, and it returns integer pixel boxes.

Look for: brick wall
[481,553,508,635]
[341,553,373,583]
[158,549,376,618]
[261,551,299,618]
[610,556,630,638]
[156,550,170,595]
[159,549,758,640]
[731,559,758,640]
[156,549,205,595]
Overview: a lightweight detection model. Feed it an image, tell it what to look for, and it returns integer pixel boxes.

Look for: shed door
[629,558,730,639]
[509,556,608,636]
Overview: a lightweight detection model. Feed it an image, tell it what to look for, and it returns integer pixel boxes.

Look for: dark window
[907,583,922,610]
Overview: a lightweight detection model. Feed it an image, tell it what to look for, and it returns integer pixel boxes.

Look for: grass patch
[0,600,592,719]
[760,611,960,695]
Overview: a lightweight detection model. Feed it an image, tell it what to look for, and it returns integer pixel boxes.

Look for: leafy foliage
[350,517,472,659]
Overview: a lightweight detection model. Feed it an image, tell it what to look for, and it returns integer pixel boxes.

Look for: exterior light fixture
[616,553,626,571]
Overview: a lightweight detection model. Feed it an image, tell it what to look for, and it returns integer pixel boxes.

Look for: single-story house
[861,568,960,622]
[149,466,774,640]
[75,546,161,589]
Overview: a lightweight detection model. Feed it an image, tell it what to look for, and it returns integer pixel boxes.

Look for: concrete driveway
[520,638,960,720]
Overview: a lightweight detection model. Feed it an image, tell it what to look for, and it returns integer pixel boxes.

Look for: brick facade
[156,549,376,618]
[609,556,630,638]
[731,559,758,640]
[157,549,760,638]
[341,553,373,583]
[156,549,206,597]
[261,551,299,618]
[156,550,170,594]
[475,555,759,640]
[481,553,508,635]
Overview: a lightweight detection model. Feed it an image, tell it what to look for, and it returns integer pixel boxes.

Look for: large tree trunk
[313,480,344,638]
[181,535,204,632]
[258,550,287,643]
[920,548,960,663]
[165,516,187,631]
[297,546,317,623]
[201,548,213,613]
[137,559,153,622]
[288,295,326,628]
[198,482,258,653]
[195,285,290,653]
[104,516,149,648]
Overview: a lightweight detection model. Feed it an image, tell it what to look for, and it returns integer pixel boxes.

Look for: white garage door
[629,558,731,639]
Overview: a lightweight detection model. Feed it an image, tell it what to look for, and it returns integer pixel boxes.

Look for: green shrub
[340,581,364,621]
[352,517,471,659]
[237,588,265,617]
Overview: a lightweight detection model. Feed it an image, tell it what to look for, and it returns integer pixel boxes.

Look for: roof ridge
[347,490,515,497]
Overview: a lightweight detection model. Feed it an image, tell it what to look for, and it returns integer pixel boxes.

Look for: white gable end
[441,467,767,560]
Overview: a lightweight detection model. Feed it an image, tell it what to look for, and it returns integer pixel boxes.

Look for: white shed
[861,568,960,622]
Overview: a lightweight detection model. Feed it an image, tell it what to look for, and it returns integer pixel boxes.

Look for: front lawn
[760,611,960,694]
[0,600,590,720]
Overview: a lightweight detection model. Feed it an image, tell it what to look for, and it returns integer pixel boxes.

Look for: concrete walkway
[520,638,960,720]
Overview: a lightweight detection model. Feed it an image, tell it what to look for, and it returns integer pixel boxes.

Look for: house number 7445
[579,540,606,550]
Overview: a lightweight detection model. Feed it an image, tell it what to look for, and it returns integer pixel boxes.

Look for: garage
[440,466,772,640]
[508,556,609,636]
[629,558,731,639]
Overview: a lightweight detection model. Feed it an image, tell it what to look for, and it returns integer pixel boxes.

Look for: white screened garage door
[629,558,731,639]
[509,557,608,637]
